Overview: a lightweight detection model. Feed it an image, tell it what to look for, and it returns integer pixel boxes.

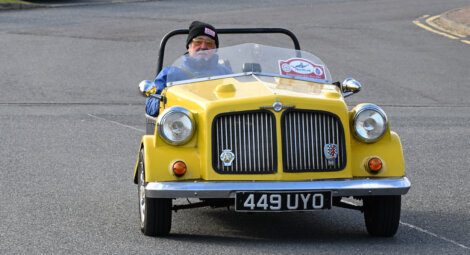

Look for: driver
[145,21,231,116]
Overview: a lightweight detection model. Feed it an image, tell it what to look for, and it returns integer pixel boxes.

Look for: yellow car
[134,28,410,237]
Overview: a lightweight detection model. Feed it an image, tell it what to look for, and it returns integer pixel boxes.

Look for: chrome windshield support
[157,28,301,76]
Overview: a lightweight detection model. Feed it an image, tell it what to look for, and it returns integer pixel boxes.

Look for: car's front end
[135,73,409,236]
[134,40,410,237]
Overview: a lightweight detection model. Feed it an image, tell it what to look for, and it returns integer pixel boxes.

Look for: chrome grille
[212,110,277,174]
[282,110,346,172]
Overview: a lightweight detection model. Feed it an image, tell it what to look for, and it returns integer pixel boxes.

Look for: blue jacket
[146,54,231,116]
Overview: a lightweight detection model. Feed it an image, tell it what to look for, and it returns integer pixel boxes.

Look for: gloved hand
[138,80,157,97]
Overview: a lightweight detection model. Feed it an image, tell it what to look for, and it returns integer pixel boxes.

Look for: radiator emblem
[324,143,338,166]
[272,102,283,112]
[220,149,235,167]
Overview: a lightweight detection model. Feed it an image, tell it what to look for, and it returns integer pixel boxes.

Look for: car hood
[164,75,343,107]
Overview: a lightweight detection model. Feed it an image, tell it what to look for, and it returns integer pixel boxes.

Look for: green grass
[0,0,32,4]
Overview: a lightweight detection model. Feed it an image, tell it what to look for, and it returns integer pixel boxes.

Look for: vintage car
[134,28,410,237]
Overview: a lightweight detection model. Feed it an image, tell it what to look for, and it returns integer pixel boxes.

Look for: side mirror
[138,80,156,97]
[341,78,362,97]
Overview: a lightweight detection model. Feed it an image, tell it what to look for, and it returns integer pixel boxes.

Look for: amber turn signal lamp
[172,161,187,177]
[367,157,383,173]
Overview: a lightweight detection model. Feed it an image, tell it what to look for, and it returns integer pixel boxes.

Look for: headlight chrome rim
[157,106,195,145]
[352,104,388,143]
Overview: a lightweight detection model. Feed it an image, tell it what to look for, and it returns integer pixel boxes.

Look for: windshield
[166,43,332,85]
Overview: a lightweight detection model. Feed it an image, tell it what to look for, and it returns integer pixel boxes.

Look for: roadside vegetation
[0,0,31,4]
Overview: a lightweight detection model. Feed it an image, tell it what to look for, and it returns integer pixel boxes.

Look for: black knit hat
[186,21,219,49]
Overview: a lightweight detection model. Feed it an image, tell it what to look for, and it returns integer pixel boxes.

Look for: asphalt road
[1,0,469,254]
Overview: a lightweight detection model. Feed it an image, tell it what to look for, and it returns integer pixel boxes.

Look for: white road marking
[400,221,469,250]
[347,200,468,250]
[87,113,145,133]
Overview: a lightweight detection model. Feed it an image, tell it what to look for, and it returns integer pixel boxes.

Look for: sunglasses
[191,38,216,48]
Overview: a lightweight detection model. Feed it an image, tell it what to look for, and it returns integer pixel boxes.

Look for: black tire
[138,150,172,236]
[363,195,401,237]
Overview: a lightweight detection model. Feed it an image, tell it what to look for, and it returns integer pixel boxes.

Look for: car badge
[324,143,338,166]
[220,149,235,167]
[272,102,283,112]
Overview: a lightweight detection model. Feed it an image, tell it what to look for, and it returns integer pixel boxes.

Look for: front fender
[133,135,155,184]
[350,131,405,177]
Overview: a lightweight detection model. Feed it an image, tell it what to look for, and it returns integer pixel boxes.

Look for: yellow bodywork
[134,76,405,183]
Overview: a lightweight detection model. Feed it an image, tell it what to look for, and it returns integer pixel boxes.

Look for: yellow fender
[133,135,155,184]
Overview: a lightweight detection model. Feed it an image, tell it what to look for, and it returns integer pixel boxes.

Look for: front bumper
[145,177,411,198]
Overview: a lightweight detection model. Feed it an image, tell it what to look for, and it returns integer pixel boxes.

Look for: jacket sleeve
[145,68,169,116]
[145,97,159,117]
[144,67,190,116]
[155,67,169,94]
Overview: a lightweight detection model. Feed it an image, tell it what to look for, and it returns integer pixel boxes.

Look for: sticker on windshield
[279,58,325,80]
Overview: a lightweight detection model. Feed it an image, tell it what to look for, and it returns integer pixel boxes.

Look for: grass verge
[0,0,32,4]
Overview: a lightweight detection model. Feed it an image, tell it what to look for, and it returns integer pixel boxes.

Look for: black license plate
[235,191,332,212]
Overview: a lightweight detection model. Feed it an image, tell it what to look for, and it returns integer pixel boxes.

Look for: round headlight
[352,104,388,143]
[157,107,195,145]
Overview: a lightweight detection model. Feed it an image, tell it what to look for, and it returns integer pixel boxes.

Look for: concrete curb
[438,6,470,36]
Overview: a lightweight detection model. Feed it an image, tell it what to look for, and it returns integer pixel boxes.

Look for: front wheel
[138,150,172,236]
[363,195,401,237]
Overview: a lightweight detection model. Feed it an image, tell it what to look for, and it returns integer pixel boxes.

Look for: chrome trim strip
[321,114,325,168]
[145,177,411,198]
[248,113,252,171]
[293,113,298,169]
[260,114,264,171]
[243,114,247,171]
[301,113,306,170]
[256,114,260,172]
[315,114,320,169]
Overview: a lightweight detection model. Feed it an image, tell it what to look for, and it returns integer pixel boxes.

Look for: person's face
[188,36,216,59]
